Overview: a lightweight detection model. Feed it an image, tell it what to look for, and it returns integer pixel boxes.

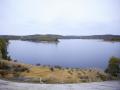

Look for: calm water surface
[8,39,120,69]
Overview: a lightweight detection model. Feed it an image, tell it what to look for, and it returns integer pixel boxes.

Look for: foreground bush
[0,38,9,59]
[105,57,120,77]
[0,60,29,78]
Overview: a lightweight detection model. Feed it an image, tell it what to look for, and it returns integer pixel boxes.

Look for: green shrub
[14,65,29,72]
[50,67,54,72]
[68,70,73,75]
[0,70,9,77]
[105,57,120,77]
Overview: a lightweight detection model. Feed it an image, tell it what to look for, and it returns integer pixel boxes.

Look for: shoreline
[0,60,114,84]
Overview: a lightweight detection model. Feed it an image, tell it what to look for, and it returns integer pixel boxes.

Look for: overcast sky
[0,0,120,35]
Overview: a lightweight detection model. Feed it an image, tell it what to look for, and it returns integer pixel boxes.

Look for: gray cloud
[0,0,120,35]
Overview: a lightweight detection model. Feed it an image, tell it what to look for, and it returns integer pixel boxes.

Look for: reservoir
[8,39,120,69]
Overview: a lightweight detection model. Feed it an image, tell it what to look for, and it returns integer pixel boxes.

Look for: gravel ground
[0,79,120,90]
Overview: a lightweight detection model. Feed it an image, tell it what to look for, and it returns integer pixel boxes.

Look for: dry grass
[0,60,30,78]
[0,60,109,83]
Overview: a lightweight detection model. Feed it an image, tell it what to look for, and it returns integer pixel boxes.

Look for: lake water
[8,39,120,69]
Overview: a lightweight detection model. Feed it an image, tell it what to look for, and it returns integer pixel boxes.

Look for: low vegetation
[0,60,30,78]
